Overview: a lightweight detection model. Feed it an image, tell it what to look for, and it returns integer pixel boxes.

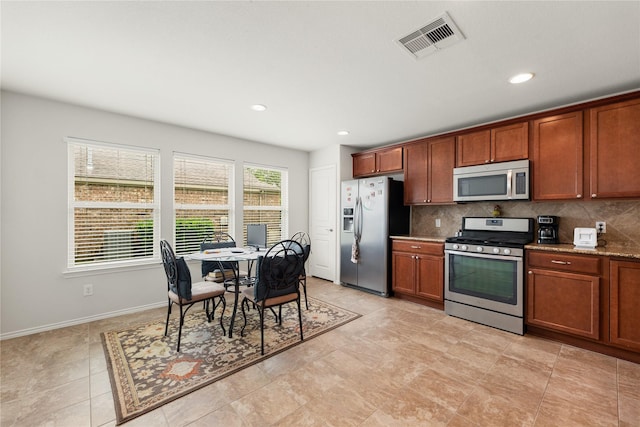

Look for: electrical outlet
[83,284,94,296]
[435,218,441,228]
[596,221,606,233]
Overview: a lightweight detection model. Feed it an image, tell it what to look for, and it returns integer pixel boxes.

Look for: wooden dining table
[188,248,265,338]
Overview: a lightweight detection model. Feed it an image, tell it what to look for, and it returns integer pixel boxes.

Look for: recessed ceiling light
[251,104,267,112]
[509,72,534,84]
[337,130,350,136]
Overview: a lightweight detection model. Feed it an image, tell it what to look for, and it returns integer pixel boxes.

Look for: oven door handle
[445,249,523,262]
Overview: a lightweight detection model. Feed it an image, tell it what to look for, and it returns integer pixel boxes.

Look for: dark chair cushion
[173,257,192,300]
[253,254,303,301]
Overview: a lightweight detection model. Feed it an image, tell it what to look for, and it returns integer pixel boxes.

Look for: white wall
[0,91,309,338]
[309,144,357,283]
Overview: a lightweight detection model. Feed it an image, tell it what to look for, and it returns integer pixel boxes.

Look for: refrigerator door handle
[354,196,363,241]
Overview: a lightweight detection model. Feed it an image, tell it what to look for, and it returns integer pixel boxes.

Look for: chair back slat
[160,240,178,289]
[161,239,192,300]
[291,231,311,262]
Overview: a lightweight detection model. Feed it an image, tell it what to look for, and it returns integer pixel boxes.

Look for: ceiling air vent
[397,12,465,60]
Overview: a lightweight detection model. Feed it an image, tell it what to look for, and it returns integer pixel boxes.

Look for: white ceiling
[2,1,639,152]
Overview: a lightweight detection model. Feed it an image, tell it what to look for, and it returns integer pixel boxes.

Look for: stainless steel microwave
[453,160,530,202]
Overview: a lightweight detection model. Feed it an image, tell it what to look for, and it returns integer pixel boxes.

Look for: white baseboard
[0,301,166,340]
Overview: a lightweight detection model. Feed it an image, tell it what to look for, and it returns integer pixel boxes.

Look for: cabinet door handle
[576,194,582,198]
[551,260,571,265]
[528,271,533,274]
[592,193,597,198]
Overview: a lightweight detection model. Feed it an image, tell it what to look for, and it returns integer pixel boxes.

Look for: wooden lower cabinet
[526,268,600,339]
[526,251,602,340]
[392,239,444,309]
[526,250,640,363]
[609,259,640,352]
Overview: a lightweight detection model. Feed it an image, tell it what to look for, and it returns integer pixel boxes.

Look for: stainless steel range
[444,217,534,335]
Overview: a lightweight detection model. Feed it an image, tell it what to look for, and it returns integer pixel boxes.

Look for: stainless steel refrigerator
[340,177,410,296]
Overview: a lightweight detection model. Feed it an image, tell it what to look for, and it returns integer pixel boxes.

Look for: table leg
[228,276,240,338]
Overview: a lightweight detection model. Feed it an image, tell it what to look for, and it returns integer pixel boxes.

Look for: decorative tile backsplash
[411,199,640,248]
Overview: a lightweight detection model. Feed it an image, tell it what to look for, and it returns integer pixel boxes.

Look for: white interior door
[309,165,337,282]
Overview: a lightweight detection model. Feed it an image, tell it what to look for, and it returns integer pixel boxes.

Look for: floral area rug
[101,296,360,425]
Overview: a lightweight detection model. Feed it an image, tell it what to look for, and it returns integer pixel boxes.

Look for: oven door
[444,250,523,317]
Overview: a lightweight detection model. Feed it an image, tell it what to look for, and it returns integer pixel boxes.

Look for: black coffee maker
[537,215,559,244]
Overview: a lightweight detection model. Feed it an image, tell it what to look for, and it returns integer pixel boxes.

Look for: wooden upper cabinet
[532,111,584,200]
[456,122,528,166]
[404,136,455,205]
[492,122,529,163]
[403,140,428,204]
[456,130,491,166]
[352,152,376,177]
[589,98,640,199]
[427,136,456,204]
[352,146,402,177]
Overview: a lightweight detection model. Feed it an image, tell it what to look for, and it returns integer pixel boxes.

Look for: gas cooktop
[445,235,534,248]
[445,217,535,249]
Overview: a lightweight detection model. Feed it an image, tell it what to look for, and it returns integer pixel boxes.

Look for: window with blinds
[174,154,234,255]
[67,138,160,268]
[243,164,288,247]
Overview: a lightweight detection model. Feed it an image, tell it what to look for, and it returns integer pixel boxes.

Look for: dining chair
[290,231,311,309]
[160,239,226,352]
[200,232,237,281]
[240,239,305,355]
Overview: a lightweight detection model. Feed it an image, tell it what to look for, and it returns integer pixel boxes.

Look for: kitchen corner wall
[412,199,640,248]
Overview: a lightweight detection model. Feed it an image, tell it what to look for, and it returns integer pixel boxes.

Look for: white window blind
[174,154,234,255]
[243,164,288,247]
[67,138,160,269]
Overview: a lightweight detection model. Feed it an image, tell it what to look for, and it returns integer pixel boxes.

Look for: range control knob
[504,248,512,255]
[452,244,459,250]
[476,246,484,252]
[493,247,500,254]
[461,245,468,251]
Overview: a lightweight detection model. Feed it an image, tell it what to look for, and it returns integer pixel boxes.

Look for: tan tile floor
[2,277,639,426]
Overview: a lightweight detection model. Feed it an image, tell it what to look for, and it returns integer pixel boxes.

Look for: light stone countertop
[390,235,446,243]
[525,243,640,260]
[391,236,640,260]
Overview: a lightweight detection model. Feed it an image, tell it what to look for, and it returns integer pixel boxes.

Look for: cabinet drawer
[527,251,601,275]
[392,240,443,256]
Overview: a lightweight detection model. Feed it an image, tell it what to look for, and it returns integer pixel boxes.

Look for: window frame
[66,137,161,272]
[173,152,235,255]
